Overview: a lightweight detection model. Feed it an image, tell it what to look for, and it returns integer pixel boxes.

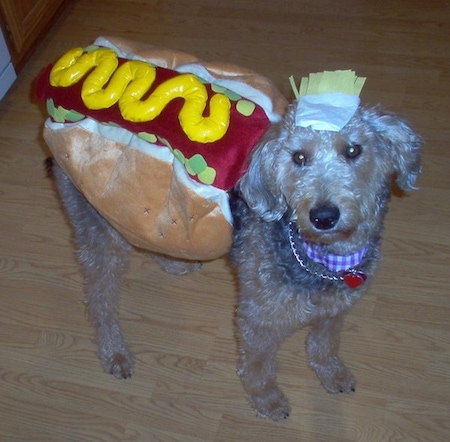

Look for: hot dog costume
[37,37,288,260]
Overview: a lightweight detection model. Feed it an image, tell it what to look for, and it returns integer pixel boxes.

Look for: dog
[228,102,422,419]
[50,95,421,421]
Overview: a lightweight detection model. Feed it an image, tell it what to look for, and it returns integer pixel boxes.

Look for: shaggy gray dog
[51,100,421,421]
[229,103,422,419]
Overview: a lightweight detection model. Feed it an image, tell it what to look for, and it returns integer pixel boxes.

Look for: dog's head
[237,103,423,252]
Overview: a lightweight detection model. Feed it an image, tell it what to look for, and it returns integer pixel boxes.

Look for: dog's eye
[345,144,362,159]
[293,151,307,166]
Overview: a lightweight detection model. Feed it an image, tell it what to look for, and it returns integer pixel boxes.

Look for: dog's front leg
[306,315,355,393]
[237,317,292,420]
[54,165,134,378]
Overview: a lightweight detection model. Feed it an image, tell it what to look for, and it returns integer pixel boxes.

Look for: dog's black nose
[309,206,340,230]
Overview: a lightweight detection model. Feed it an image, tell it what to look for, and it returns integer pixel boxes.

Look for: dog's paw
[311,358,356,394]
[249,387,291,421]
[323,370,355,394]
[104,351,134,379]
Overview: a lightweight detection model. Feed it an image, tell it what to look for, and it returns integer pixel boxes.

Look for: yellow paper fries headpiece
[289,70,366,131]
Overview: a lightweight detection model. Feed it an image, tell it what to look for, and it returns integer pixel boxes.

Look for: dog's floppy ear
[369,110,423,191]
[237,123,288,221]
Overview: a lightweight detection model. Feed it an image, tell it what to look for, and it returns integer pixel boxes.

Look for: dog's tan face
[238,104,422,254]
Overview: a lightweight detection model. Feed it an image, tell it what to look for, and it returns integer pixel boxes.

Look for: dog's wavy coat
[52,100,421,421]
[229,102,422,419]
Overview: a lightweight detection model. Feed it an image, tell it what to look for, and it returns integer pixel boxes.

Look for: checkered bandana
[302,238,368,272]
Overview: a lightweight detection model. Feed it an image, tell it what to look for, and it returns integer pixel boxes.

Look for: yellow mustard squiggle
[49,47,231,143]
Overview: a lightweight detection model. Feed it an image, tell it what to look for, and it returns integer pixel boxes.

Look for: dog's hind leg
[53,164,134,378]
[151,253,202,275]
[306,315,356,393]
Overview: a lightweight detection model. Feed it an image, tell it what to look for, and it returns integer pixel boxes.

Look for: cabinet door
[0,0,65,59]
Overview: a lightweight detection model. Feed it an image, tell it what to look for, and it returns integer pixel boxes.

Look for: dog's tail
[44,157,54,178]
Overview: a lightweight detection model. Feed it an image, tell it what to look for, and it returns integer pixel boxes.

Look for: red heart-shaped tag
[343,272,367,289]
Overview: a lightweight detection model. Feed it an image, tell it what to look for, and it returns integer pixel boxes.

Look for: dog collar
[288,222,368,289]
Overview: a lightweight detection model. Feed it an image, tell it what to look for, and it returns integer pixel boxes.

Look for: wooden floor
[1,0,449,440]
